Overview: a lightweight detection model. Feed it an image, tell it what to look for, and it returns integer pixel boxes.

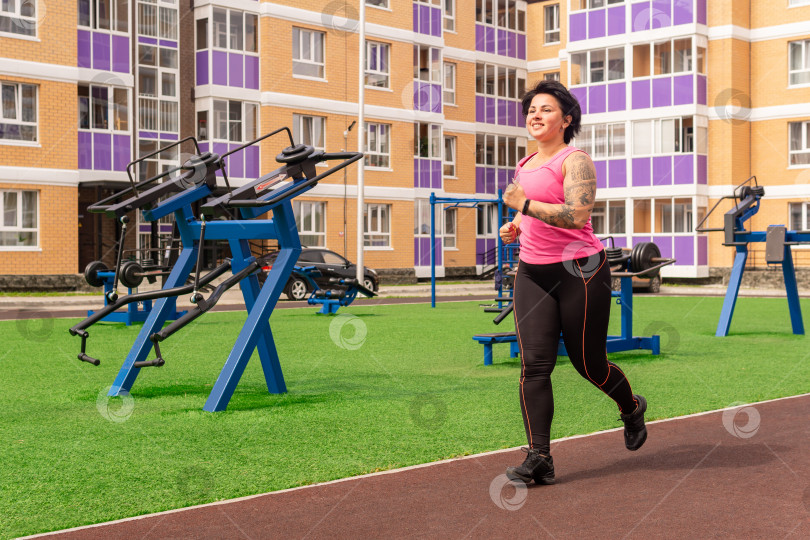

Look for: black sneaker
[620,394,648,451]
[505,447,555,485]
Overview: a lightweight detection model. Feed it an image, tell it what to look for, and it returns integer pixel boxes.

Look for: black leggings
[513,250,637,455]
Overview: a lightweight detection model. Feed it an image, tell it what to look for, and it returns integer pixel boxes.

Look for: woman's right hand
[499,222,520,244]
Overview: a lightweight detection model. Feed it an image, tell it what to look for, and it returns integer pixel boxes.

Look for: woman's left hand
[503,182,527,212]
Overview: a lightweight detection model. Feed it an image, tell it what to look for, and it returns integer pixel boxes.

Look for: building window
[476,134,526,176]
[443,62,456,105]
[475,62,526,118]
[443,207,456,248]
[137,0,176,39]
[211,8,258,53]
[789,121,810,165]
[138,42,178,134]
[571,0,625,10]
[414,122,441,158]
[544,72,560,81]
[443,0,455,31]
[293,113,325,151]
[632,117,695,156]
[293,27,325,79]
[544,4,559,44]
[790,202,809,231]
[0,82,37,142]
[0,189,37,247]
[137,139,178,182]
[633,38,693,78]
[577,123,625,159]
[414,45,441,83]
[196,17,207,49]
[443,135,456,177]
[655,198,693,233]
[294,201,325,247]
[789,0,810,6]
[364,203,390,247]
[79,85,129,132]
[0,0,37,36]
[571,47,624,85]
[78,0,128,32]
[476,203,498,236]
[365,41,390,88]
[476,0,525,31]
[212,100,257,143]
[365,122,390,168]
[789,39,810,86]
[366,0,388,7]
[414,199,431,236]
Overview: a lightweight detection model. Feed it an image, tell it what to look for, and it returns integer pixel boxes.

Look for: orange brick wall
[0,0,76,66]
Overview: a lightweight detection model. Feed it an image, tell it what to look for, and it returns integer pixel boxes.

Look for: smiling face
[525,93,571,144]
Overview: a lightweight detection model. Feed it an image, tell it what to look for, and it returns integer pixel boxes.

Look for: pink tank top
[514,146,604,265]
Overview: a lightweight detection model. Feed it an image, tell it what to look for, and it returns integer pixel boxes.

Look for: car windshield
[322,251,349,266]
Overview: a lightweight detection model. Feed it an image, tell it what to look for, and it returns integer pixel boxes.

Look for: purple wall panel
[113,134,130,171]
[508,31,516,58]
[632,158,651,186]
[229,52,243,88]
[698,235,708,265]
[196,51,209,86]
[518,34,526,60]
[78,132,92,169]
[245,145,259,178]
[613,237,628,248]
[476,95,484,123]
[588,85,606,114]
[485,97,495,124]
[697,154,707,184]
[160,40,177,48]
[475,25,484,52]
[608,159,627,188]
[485,167,495,194]
[432,6,441,37]
[632,79,650,109]
[697,0,707,24]
[112,35,129,73]
[608,6,625,35]
[498,169,509,192]
[674,236,694,265]
[421,159,430,188]
[476,167,484,193]
[697,75,707,105]
[497,29,507,56]
[673,154,693,184]
[673,74,693,105]
[651,0,672,29]
[93,133,111,170]
[594,160,607,189]
[139,131,158,139]
[476,238,485,265]
[652,156,672,185]
[414,158,420,188]
[138,36,157,45]
[652,77,671,107]
[652,236,673,259]
[588,9,605,39]
[214,142,228,177]
[433,159,442,189]
[571,86,587,113]
[245,55,259,89]
[212,51,228,85]
[199,142,209,153]
[78,30,92,68]
[413,3,418,32]
[633,236,652,246]
[485,27,495,55]
[434,237,442,266]
[92,32,110,71]
[497,99,507,125]
[570,13,587,41]
[508,100,517,126]
[608,82,626,111]
[228,143,244,178]
[632,2,650,31]
[673,0,693,25]
[160,132,178,140]
[413,238,419,266]
[419,4,429,35]
[431,84,442,114]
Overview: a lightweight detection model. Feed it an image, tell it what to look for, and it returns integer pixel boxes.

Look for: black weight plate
[119,261,144,289]
[276,144,314,164]
[605,247,623,262]
[84,260,108,287]
[631,242,661,276]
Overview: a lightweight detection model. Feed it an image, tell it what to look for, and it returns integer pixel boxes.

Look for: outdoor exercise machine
[696,176,810,336]
[69,129,362,411]
[308,276,377,314]
[472,241,675,365]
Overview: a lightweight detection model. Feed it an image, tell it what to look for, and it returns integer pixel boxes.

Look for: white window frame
[476,203,498,237]
[293,113,326,152]
[632,117,694,156]
[293,27,325,80]
[366,0,389,8]
[571,0,625,11]
[414,199,432,236]
[364,203,391,248]
[78,0,129,33]
[790,202,809,231]
[0,0,37,37]
[365,122,390,169]
[443,0,455,32]
[789,39,810,87]
[443,206,457,249]
[443,135,456,177]
[79,84,130,133]
[210,7,258,54]
[789,121,810,166]
[577,123,625,158]
[0,189,38,249]
[294,201,326,247]
[570,47,624,86]
[365,41,390,89]
[414,122,441,159]
[544,4,559,44]
[789,0,810,7]
[137,0,176,40]
[443,62,456,105]
[0,81,37,143]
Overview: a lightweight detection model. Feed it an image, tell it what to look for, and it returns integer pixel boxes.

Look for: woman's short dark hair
[521,80,582,144]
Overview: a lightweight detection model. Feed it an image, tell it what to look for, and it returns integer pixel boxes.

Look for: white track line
[21,391,810,539]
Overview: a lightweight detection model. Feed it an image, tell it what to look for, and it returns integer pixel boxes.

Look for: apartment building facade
[1,0,809,285]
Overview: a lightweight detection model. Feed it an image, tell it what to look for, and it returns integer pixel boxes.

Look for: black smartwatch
[522,199,532,215]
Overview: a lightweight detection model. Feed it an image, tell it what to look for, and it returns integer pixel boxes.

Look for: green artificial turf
[1,296,808,537]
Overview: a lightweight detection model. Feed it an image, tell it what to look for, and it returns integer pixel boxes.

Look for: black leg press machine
[68,129,362,411]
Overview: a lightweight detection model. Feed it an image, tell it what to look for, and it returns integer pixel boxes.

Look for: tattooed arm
[502,152,596,230]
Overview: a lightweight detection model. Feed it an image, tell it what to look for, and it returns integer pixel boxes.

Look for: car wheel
[286,277,309,300]
[363,277,376,292]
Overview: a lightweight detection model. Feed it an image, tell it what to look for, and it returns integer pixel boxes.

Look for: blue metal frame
[87,271,186,326]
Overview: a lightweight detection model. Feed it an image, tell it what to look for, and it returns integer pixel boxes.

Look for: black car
[258,248,379,300]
